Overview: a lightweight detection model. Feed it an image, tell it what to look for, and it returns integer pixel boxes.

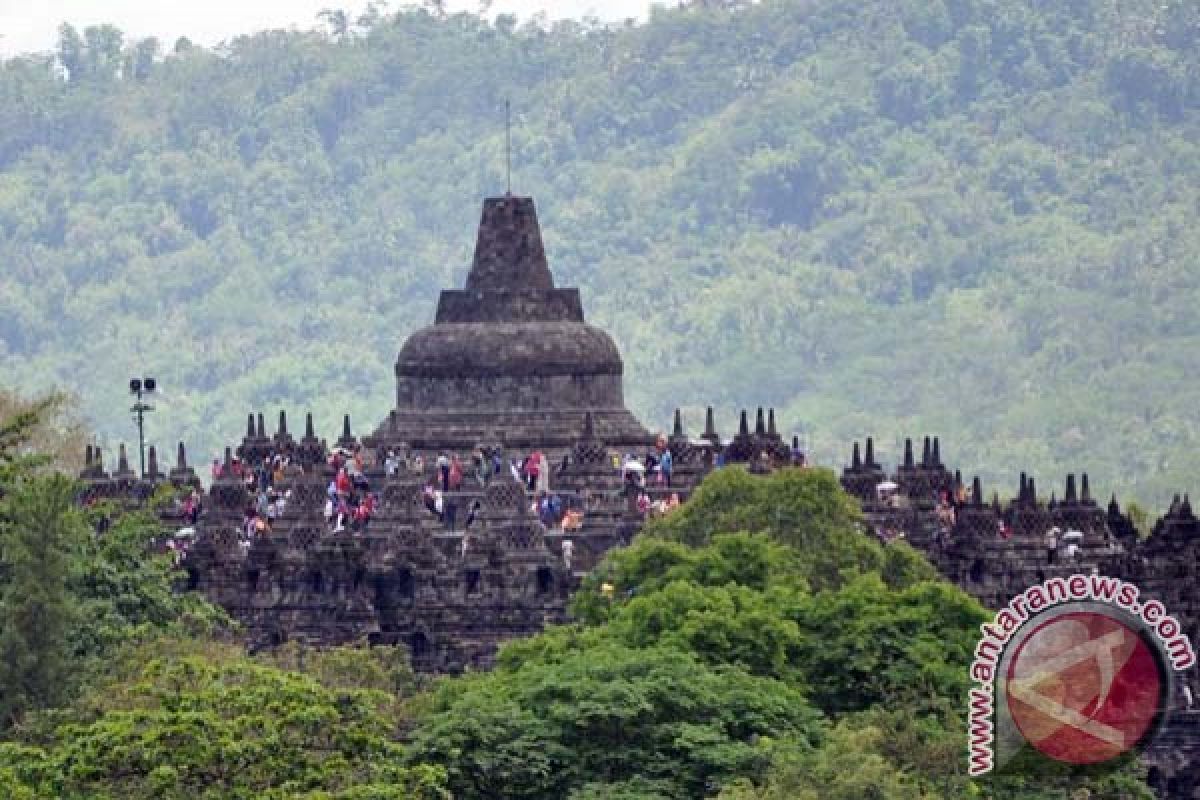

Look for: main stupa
[372,194,651,452]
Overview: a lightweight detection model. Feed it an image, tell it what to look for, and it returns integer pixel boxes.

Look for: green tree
[0,636,449,799]
[644,467,936,590]
[410,644,821,800]
[0,473,81,727]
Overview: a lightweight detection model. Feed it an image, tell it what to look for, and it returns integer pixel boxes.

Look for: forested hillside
[0,0,1197,505]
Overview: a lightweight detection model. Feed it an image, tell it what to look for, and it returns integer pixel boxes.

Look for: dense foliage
[0,638,449,800]
[0,407,218,728]
[0,0,1196,505]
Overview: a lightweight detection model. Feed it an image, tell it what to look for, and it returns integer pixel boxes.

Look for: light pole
[129,377,156,478]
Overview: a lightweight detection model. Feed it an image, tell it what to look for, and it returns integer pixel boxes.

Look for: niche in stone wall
[311,570,325,594]
[246,568,260,592]
[969,559,985,583]
[536,566,553,595]
[397,568,414,601]
[409,631,429,659]
[465,568,481,595]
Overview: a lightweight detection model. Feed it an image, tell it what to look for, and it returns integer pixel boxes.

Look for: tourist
[449,455,463,491]
[537,451,550,492]
[385,450,399,477]
[465,499,481,529]
[562,538,574,571]
[211,458,223,481]
[472,448,487,486]
[422,484,443,519]
[333,495,350,533]
[1045,526,1060,564]
[354,493,375,532]
[659,446,673,488]
[445,496,458,531]
[523,451,541,492]
[437,453,450,492]
[644,450,659,483]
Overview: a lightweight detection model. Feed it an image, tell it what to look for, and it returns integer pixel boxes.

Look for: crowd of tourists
[194,429,727,558]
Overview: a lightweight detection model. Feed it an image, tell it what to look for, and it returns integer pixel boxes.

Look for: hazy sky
[0,1,652,57]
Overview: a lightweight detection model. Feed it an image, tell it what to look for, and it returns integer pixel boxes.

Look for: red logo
[1005,611,1165,764]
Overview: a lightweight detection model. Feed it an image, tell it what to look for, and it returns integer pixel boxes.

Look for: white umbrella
[174,527,196,538]
[624,460,646,472]
[876,481,899,492]
[1062,530,1085,541]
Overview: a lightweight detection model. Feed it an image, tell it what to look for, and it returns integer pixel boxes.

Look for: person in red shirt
[523,452,541,492]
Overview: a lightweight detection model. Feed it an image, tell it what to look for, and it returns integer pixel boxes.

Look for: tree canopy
[0,0,1196,506]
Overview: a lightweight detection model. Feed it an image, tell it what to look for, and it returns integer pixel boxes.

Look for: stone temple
[78,194,1200,798]
[150,194,730,672]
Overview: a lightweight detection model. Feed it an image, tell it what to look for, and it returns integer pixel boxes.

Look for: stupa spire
[465,196,553,292]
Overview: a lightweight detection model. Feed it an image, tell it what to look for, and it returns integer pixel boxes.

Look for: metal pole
[505,98,511,195]
[136,391,146,479]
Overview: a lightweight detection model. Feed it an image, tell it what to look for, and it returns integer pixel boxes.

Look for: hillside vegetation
[0,0,1197,504]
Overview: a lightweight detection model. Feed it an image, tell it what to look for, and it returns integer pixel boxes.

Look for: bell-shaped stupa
[377,195,650,451]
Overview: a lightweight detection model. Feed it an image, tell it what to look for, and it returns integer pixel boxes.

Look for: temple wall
[396,372,625,411]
